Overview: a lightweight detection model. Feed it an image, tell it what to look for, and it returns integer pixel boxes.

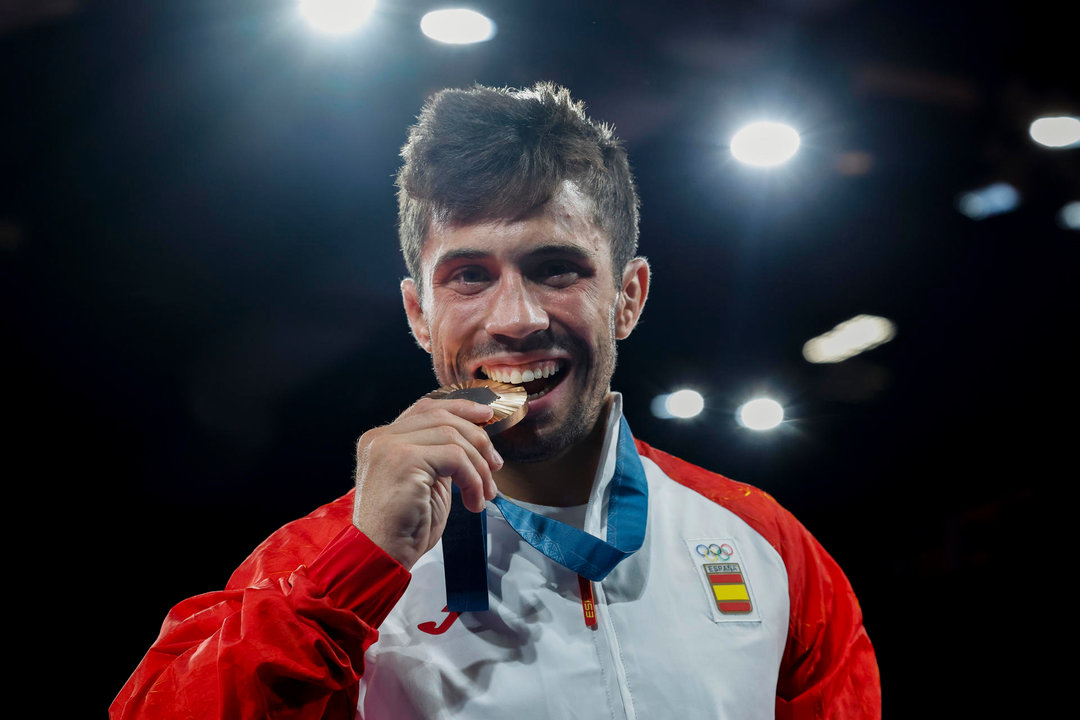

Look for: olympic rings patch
[695,543,734,561]
[685,537,761,622]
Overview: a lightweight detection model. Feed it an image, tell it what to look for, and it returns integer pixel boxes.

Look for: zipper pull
[578,575,597,628]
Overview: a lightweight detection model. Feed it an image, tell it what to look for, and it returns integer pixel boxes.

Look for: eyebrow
[432,248,490,270]
[527,243,597,262]
[431,243,598,274]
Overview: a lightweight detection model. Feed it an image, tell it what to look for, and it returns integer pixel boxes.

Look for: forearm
[111,527,410,720]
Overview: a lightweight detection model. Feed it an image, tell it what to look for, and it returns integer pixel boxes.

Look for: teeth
[480,361,562,385]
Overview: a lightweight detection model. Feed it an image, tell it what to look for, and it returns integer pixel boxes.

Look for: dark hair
[396,82,640,292]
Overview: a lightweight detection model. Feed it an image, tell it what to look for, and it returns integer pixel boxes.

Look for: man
[112,83,880,719]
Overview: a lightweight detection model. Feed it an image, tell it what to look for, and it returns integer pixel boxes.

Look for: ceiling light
[299,0,376,34]
[420,9,496,44]
[665,390,704,419]
[1029,115,1080,149]
[803,314,897,364]
[730,121,801,167]
[737,398,784,431]
[651,390,705,419]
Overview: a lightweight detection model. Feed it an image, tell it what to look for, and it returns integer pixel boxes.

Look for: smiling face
[402,181,649,463]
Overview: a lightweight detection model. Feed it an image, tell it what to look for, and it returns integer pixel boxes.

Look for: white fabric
[357,395,791,719]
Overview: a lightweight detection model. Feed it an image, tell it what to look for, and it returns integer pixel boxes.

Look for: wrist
[307,525,412,626]
[352,515,422,570]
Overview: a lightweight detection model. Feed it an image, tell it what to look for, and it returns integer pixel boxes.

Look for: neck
[494,396,613,506]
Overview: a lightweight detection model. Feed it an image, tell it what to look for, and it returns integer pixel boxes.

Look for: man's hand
[352,397,503,570]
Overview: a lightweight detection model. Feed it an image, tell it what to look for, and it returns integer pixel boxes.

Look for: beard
[495,328,616,464]
[434,321,618,464]
[491,382,601,463]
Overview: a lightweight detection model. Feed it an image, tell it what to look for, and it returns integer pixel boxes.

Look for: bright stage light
[730,121,801,167]
[300,0,376,34]
[421,9,496,44]
[651,390,705,419]
[665,390,705,419]
[1059,201,1080,230]
[956,182,1020,220]
[803,314,897,364]
[737,398,784,431]
[1029,115,1080,148]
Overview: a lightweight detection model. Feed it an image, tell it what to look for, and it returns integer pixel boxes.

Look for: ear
[614,257,650,340]
[401,278,432,353]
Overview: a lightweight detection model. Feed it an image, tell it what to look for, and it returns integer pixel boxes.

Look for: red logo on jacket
[417,606,461,635]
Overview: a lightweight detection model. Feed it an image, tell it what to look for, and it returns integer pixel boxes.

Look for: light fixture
[737,398,784,431]
[420,8,496,44]
[1029,115,1080,149]
[803,315,897,364]
[299,0,376,34]
[730,121,801,167]
[651,389,705,419]
[666,390,705,419]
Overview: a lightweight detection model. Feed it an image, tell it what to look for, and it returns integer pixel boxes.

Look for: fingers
[352,395,508,567]
[406,397,495,425]
[362,397,501,508]
[396,399,503,496]
[421,443,490,513]
[399,425,500,510]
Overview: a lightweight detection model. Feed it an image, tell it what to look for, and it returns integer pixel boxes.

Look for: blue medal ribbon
[442,486,490,612]
[443,415,648,611]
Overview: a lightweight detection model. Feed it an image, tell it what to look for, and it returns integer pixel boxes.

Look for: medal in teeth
[479,360,562,400]
[425,379,528,435]
[480,360,561,386]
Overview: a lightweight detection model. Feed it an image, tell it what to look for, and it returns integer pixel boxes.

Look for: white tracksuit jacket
[356,396,879,719]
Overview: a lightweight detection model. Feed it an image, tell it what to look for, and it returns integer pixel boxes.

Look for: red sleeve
[771,509,880,719]
[635,441,881,719]
[110,494,411,720]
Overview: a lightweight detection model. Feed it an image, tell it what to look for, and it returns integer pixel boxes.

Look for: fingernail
[492,448,504,467]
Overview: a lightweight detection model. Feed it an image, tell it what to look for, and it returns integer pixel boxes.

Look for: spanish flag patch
[702,562,752,614]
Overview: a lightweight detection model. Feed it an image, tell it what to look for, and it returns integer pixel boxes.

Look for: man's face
[402,181,648,462]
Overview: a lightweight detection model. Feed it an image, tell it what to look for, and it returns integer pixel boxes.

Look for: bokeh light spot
[730,121,801,167]
[737,398,784,431]
[1029,116,1080,148]
[420,9,496,44]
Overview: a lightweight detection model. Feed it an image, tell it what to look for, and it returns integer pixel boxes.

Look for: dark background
[2,0,1074,715]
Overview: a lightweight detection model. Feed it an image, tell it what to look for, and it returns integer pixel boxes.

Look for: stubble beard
[491,327,618,465]
[430,324,619,465]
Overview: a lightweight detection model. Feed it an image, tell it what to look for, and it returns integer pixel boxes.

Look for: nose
[484,273,549,340]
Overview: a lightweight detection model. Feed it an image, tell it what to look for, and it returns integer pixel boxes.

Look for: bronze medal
[425,379,528,435]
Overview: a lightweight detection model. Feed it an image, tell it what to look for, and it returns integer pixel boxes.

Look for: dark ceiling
[3,0,1074,714]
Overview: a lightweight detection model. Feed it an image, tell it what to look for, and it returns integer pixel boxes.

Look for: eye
[446,265,491,294]
[533,259,584,288]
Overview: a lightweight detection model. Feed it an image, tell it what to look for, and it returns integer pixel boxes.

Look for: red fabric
[110,490,411,720]
[635,440,882,720]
